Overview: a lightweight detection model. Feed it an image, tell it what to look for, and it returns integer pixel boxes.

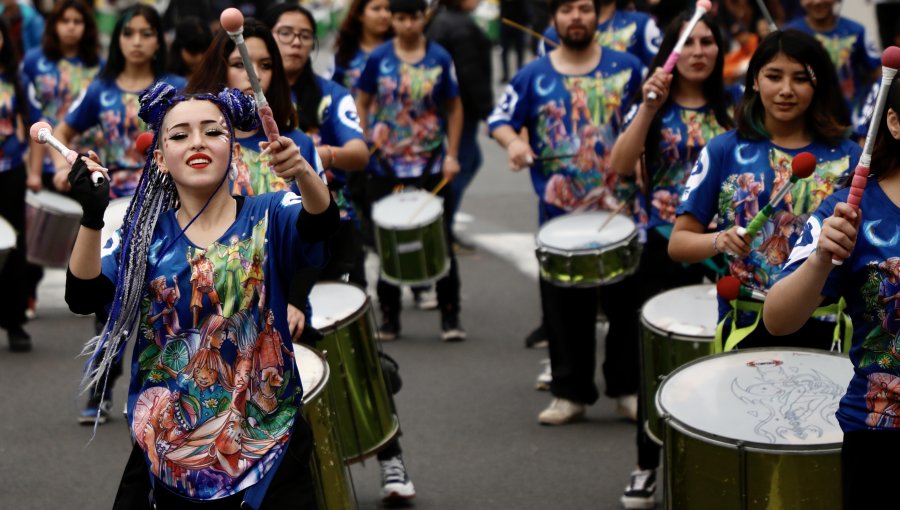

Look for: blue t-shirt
[21,48,102,173]
[298,76,365,221]
[487,50,644,223]
[0,74,27,172]
[677,130,861,319]
[0,3,44,53]
[853,80,879,140]
[102,192,323,499]
[621,100,735,233]
[65,75,187,198]
[539,10,661,66]
[784,17,879,113]
[357,40,460,179]
[779,181,900,432]
[332,48,370,98]
[232,128,325,198]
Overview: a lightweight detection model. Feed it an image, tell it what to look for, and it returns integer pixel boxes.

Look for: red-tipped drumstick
[737,152,817,239]
[135,132,155,157]
[647,0,712,101]
[30,121,105,186]
[832,46,900,265]
[716,275,766,302]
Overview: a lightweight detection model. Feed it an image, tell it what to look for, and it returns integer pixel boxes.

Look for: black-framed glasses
[273,27,315,45]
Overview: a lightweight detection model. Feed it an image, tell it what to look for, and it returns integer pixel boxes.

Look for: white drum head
[26,190,82,216]
[642,285,718,338]
[101,198,131,245]
[0,217,15,249]
[309,282,368,330]
[294,343,328,404]
[659,349,852,446]
[537,212,635,251]
[371,191,443,229]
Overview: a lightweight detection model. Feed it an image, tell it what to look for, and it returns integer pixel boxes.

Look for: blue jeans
[449,117,483,231]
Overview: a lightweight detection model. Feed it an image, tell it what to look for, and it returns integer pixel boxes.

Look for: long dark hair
[41,0,100,67]
[185,18,298,132]
[639,11,733,168]
[99,5,168,82]
[872,77,900,181]
[262,4,322,132]
[167,16,212,78]
[735,29,850,146]
[334,0,393,68]
[0,18,28,127]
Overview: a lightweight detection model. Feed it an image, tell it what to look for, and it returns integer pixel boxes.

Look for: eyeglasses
[273,27,315,45]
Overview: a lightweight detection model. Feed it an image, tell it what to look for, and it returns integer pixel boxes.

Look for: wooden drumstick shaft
[501,18,557,49]
[407,177,449,224]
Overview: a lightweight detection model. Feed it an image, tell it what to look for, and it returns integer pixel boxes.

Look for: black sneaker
[524,324,548,349]
[620,469,656,509]
[8,326,32,352]
[440,314,466,342]
[379,317,401,341]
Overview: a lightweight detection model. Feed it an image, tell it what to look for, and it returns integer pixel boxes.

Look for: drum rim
[309,280,372,334]
[535,211,637,253]
[25,189,82,216]
[535,231,638,256]
[371,191,444,229]
[639,316,716,342]
[293,343,331,404]
[656,347,848,451]
[640,284,717,340]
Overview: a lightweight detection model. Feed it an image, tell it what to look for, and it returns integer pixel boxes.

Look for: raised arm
[610,69,672,176]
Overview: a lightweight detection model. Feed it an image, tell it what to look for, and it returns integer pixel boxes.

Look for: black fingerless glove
[67,155,110,230]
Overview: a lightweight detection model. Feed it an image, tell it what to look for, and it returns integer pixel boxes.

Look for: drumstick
[736,151,817,239]
[597,198,631,231]
[501,17,557,49]
[753,0,778,33]
[407,176,449,224]
[716,275,766,301]
[647,0,712,101]
[832,46,900,265]
[30,121,105,186]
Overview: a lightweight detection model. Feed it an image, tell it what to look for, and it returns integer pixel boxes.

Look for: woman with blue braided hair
[64,81,336,508]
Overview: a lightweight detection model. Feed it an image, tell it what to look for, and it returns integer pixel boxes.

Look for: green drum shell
[640,321,715,445]
[298,346,357,510]
[536,230,641,287]
[374,219,449,285]
[317,291,400,463]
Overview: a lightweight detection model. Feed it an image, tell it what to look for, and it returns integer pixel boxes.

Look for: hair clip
[805,64,817,87]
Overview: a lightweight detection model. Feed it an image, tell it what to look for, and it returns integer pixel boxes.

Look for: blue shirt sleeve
[487,69,531,133]
[440,49,460,100]
[64,80,102,132]
[356,46,381,95]
[319,81,364,147]
[637,16,662,66]
[777,193,843,299]
[676,133,727,226]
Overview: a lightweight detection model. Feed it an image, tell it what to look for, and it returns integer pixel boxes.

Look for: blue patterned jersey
[356,40,460,179]
[0,74,26,172]
[539,10,661,66]
[64,75,187,198]
[677,130,861,319]
[332,48,369,98]
[232,128,325,198]
[779,181,900,432]
[487,50,644,223]
[102,192,324,500]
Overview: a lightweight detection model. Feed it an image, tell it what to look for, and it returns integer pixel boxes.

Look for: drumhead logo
[746,359,783,368]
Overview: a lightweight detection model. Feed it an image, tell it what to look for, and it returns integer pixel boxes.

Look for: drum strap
[715,297,852,353]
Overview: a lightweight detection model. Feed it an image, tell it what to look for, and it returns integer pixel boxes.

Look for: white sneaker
[380,455,416,503]
[538,397,586,425]
[620,469,657,509]
[616,394,638,422]
[535,358,551,391]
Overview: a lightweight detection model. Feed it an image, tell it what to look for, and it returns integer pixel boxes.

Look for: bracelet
[712,231,724,254]
[325,145,336,168]
[445,155,457,161]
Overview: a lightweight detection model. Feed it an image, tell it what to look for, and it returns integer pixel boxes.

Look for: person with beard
[537,0,661,67]
[488,0,644,425]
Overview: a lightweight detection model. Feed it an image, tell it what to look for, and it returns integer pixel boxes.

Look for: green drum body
[295,344,357,510]
[640,284,718,444]
[656,349,851,510]
[372,191,449,285]
[309,282,399,462]
[535,212,641,287]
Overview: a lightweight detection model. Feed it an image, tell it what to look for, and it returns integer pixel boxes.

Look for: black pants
[113,416,318,510]
[0,165,29,331]
[368,172,460,318]
[842,429,900,509]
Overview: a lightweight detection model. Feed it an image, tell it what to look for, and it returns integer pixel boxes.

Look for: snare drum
[295,343,357,510]
[25,190,82,267]
[657,349,851,509]
[535,212,641,287]
[309,282,399,463]
[371,191,449,285]
[640,284,718,444]
[0,217,15,274]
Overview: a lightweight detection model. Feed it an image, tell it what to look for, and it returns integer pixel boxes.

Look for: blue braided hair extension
[80,82,259,428]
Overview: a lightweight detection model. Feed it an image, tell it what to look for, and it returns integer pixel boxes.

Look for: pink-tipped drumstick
[647,0,712,101]
[30,121,105,185]
[833,46,900,265]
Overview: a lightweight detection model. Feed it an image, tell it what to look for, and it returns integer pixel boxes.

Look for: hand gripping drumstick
[832,46,900,266]
[736,152,817,239]
[647,0,712,101]
[30,121,105,186]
